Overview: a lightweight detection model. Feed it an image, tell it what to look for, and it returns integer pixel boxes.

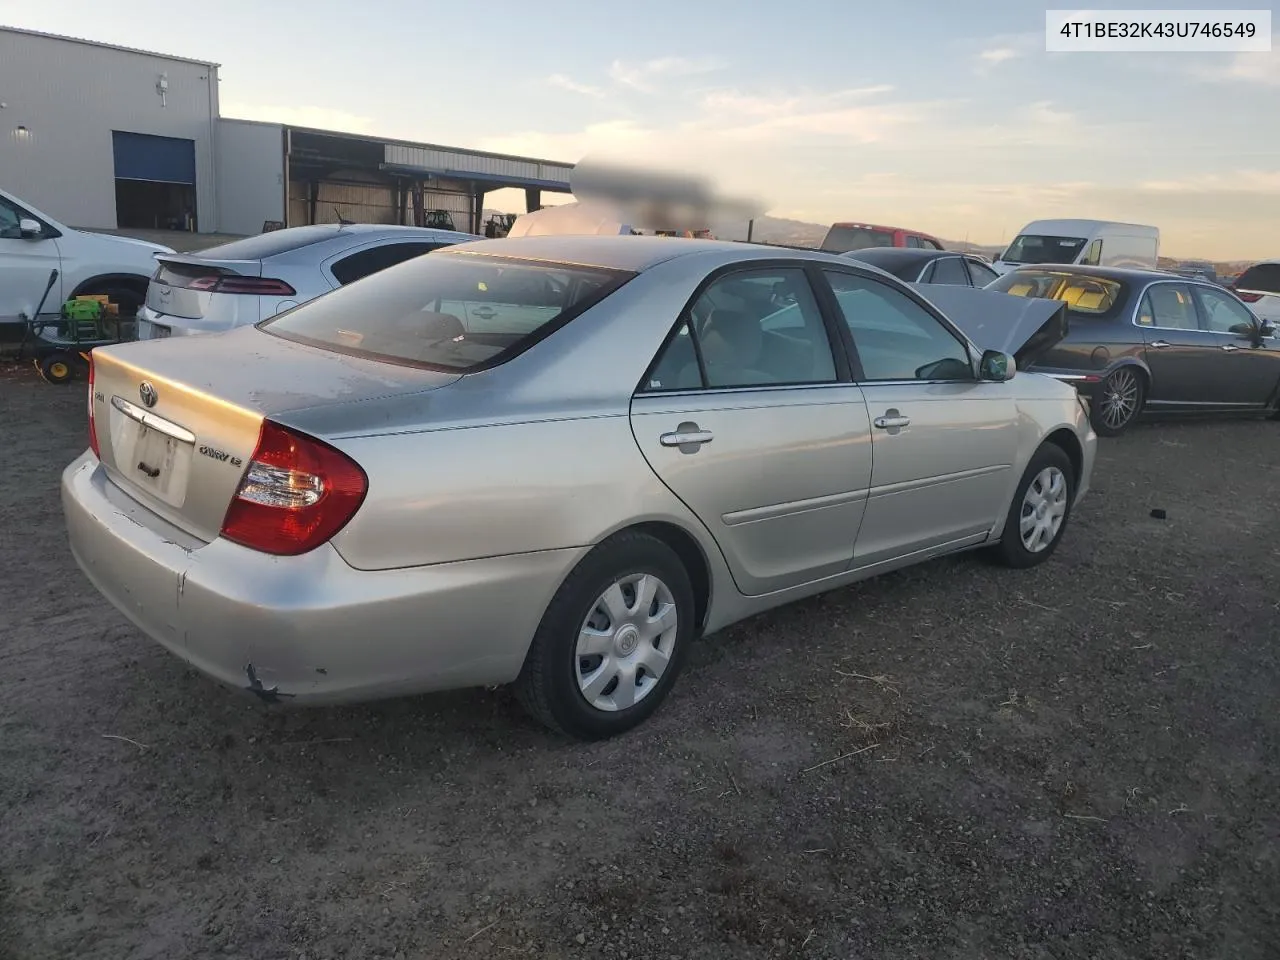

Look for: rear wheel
[36,351,75,384]
[1091,367,1144,436]
[990,443,1076,569]
[515,532,696,740]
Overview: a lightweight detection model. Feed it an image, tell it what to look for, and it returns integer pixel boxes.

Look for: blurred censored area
[568,156,768,233]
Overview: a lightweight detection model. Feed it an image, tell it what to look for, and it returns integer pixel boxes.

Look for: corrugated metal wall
[0,28,219,231]
[216,119,284,235]
[385,143,572,185]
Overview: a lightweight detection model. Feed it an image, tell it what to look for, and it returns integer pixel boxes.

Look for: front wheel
[515,532,696,740]
[990,444,1076,569]
[1091,367,1144,436]
[36,351,76,384]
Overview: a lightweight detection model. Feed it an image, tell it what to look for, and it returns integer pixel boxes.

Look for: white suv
[0,188,172,324]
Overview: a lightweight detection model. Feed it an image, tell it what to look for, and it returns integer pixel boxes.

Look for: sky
[2,0,1278,259]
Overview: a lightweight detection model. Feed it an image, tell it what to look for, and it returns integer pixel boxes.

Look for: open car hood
[915,285,1068,370]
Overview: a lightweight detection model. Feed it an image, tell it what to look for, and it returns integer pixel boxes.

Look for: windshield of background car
[1000,234,1088,265]
[262,253,634,371]
[988,269,1127,318]
[1235,263,1280,294]
[821,226,896,253]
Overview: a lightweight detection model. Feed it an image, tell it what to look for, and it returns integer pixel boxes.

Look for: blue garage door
[112,131,196,184]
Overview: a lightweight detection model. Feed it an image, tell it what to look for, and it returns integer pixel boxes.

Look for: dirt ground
[1,360,1277,960]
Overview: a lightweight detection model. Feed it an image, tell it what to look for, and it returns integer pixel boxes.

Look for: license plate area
[108,397,195,508]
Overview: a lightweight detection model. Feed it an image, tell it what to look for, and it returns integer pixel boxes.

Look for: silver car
[136,223,478,339]
[63,236,1096,739]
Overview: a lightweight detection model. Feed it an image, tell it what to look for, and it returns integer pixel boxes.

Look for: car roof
[440,235,849,272]
[841,247,960,268]
[828,221,936,236]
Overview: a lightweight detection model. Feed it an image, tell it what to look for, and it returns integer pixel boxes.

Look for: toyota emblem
[139,381,158,408]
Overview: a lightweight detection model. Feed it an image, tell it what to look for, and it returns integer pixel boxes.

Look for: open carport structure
[282,126,573,235]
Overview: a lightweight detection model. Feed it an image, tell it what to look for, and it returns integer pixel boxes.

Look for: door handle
[660,422,714,450]
[1149,340,1171,349]
[1220,343,1241,352]
[873,415,911,430]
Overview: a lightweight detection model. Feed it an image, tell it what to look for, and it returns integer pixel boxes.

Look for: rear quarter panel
[1032,295,1148,379]
[326,414,722,572]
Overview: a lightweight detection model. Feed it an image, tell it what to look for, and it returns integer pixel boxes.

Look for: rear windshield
[821,226,895,253]
[262,252,634,371]
[192,225,348,260]
[1235,263,1280,294]
[988,269,1126,317]
[1000,234,1087,266]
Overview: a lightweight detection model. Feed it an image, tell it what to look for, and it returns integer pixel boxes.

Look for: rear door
[1137,281,1228,407]
[819,268,1018,568]
[1189,284,1280,407]
[630,265,872,597]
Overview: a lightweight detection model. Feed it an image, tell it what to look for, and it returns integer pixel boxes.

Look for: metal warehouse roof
[0,25,220,67]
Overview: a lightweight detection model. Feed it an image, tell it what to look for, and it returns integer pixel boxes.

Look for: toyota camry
[62,236,1095,739]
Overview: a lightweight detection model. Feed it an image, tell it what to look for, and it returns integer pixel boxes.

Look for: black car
[841,247,1001,288]
[988,265,1280,436]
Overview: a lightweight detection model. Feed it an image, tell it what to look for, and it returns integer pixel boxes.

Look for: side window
[921,237,943,250]
[824,270,973,382]
[1193,285,1256,334]
[966,259,999,286]
[0,197,22,238]
[917,262,935,283]
[330,241,447,285]
[929,257,970,286]
[904,235,922,249]
[642,268,839,391]
[1142,283,1197,330]
[1080,239,1102,266]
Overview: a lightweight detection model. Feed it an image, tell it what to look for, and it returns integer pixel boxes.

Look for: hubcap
[1020,466,1068,553]
[575,573,678,712]
[1100,369,1139,429]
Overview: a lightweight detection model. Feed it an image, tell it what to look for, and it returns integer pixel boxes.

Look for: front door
[1189,284,1280,408]
[0,194,62,320]
[1137,281,1231,408]
[630,266,872,597]
[819,268,1019,567]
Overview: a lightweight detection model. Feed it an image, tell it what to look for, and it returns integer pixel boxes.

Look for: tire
[514,532,697,740]
[990,443,1076,569]
[1090,367,1144,437]
[37,351,75,385]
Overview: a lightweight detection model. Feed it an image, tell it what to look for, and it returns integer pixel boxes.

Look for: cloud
[1196,47,1280,85]
[697,86,940,144]
[546,73,606,98]
[978,47,1020,65]
[608,56,723,92]
[973,32,1041,74]
[219,101,377,133]
[475,120,656,162]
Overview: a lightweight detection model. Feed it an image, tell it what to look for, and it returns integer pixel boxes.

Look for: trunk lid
[90,326,460,542]
[146,254,264,320]
[915,285,1069,370]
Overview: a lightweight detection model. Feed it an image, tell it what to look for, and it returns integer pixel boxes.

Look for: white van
[992,220,1159,275]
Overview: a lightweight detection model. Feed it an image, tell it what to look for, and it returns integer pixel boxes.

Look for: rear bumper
[62,452,581,704]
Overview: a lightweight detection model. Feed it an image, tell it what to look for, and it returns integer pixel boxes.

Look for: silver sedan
[63,236,1096,739]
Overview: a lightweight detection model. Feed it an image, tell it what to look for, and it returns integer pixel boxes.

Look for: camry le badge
[139,381,158,408]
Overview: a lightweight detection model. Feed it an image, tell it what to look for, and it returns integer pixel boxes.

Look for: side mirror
[979,349,1016,381]
[18,218,42,239]
[1260,321,1276,338]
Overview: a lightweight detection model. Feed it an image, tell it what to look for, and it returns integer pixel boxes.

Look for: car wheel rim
[1100,370,1138,429]
[575,573,678,712]
[1019,466,1068,553]
[50,362,68,379]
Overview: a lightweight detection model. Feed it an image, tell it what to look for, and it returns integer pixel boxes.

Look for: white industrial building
[0,26,573,239]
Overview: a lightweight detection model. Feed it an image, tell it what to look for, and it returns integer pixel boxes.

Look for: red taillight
[87,354,100,458]
[1236,291,1263,303]
[186,275,296,296]
[219,421,367,556]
